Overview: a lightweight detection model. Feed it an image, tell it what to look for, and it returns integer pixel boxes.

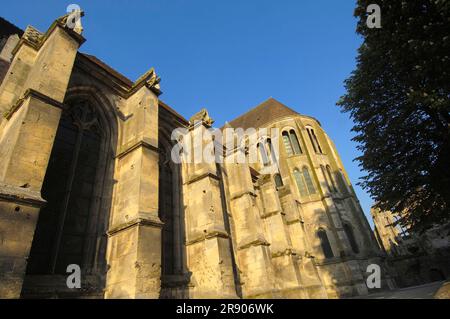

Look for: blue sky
[3,0,375,226]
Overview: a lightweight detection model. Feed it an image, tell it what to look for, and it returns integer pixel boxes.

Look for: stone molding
[185,230,230,246]
[229,189,257,201]
[0,182,46,207]
[107,217,164,237]
[238,237,270,250]
[184,171,220,185]
[3,88,64,119]
[116,138,159,159]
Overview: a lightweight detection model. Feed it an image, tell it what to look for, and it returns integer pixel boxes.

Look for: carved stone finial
[133,68,162,96]
[189,108,215,127]
[145,69,162,96]
[22,26,43,47]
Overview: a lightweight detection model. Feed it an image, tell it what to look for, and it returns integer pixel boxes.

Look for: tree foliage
[338,0,450,232]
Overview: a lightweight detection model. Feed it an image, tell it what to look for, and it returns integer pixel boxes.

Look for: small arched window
[321,165,332,193]
[326,165,337,193]
[306,126,323,154]
[266,138,278,165]
[293,169,308,197]
[282,129,302,156]
[302,166,316,194]
[343,224,359,254]
[282,131,293,156]
[274,174,283,188]
[317,228,334,258]
[294,166,316,197]
[289,130,302,154]
[258,142,270,166]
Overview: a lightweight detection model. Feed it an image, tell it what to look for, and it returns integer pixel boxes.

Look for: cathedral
[0,13,393,299]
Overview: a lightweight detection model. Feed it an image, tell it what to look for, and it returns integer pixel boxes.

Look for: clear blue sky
[3,0,375,226]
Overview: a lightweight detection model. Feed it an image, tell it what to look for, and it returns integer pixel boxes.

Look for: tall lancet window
[282,130,302,156]
[317,228,334,259]
[306,126,323,154]
[289,130,302,154]
[282,131,293,156]
[294,169,308,197]
[302,166,316,195]
[258,142,270,166]
[26,101,104,275]
[343,224,360,254]
[326,165,338,193]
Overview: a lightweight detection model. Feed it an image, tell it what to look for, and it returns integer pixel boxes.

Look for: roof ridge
[226,97,299,129]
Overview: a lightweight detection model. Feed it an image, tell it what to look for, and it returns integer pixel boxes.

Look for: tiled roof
[226,98,300,129]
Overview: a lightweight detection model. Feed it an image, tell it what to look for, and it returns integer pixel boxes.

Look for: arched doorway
[22,96,115,298]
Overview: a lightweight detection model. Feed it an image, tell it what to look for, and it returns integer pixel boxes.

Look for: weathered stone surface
[0,14,411,299]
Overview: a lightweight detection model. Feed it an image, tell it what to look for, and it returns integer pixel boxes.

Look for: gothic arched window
[282,130,302,156]
[289,130,302,154]
[266,138,278,165]
[317,228,334,258]
[26,101,105,275]
[326,165,337,192]
[294,169,308,197]
[282,131,293,156]
[302,166,316,195]
[258,142,270,166]
[343,223,360,254]
[321,165,332,193]
[294,166,317,197]
[306,126,323,154]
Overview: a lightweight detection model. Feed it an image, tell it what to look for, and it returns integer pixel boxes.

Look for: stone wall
[0,13,391,299]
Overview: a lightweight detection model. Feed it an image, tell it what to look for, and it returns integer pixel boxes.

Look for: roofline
[226,97,321,129]
[79,52,134,88]
[159,100,188,125]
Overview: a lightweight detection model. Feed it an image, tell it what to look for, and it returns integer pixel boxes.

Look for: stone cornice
[0,183,46,207]
[185,230,230,246]
[260,209,283,219]
[129,68,162,97]
[286,218,304,225]
[184,171,220,185]
[116,138,159,159]
[107,217,164,236]
[238,237,270,250]
[229,189,257,201]
[271,248,296,258]
[3,88,64,120]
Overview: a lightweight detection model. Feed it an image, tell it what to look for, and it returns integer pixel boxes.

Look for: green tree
[338,0,450,232]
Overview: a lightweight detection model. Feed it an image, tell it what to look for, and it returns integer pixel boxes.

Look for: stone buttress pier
[180,110,237,298]
[0,14,85,298]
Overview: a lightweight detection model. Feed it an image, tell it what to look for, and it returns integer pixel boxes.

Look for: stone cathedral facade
[0,14,392,299]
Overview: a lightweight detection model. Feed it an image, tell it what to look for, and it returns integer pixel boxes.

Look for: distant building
[372,207,450,287]
[0,13,393,299]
